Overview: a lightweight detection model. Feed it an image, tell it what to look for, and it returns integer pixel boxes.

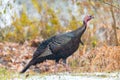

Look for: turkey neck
[72,21,87,38]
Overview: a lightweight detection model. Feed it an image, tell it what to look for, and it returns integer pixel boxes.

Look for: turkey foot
[62,59,71,72]
[53,62,59,73]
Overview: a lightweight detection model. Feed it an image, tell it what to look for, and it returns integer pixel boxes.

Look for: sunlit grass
[0,67,53,80]
[0,67,21,80]
[0,68,13,79]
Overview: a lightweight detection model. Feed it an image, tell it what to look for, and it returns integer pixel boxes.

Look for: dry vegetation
[68,45,120,72]
[0,42,120,73]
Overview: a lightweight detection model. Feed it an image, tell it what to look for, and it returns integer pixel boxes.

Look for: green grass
[0,67,47,80]
[0,68,21,80]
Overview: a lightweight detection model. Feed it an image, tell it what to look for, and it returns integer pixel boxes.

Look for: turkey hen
[20,15,94,73]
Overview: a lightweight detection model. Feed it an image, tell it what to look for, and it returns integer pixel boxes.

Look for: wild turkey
[20,15,94,73]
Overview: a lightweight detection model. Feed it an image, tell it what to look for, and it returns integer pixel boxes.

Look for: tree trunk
[110,2,119,46]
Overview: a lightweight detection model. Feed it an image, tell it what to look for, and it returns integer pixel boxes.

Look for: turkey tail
[20,59,35,73]
[20,63,31,73]
[20,56,45,73]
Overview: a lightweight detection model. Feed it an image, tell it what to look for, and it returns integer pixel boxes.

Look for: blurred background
[0,0,120,46]
[0,0,120,75]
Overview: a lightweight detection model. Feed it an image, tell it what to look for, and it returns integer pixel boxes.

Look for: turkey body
[31,31,81,65]
[39,33,80,62]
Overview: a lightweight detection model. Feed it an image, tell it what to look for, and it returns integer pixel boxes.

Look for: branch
[110,2,119,46]
[102,1,120,10]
